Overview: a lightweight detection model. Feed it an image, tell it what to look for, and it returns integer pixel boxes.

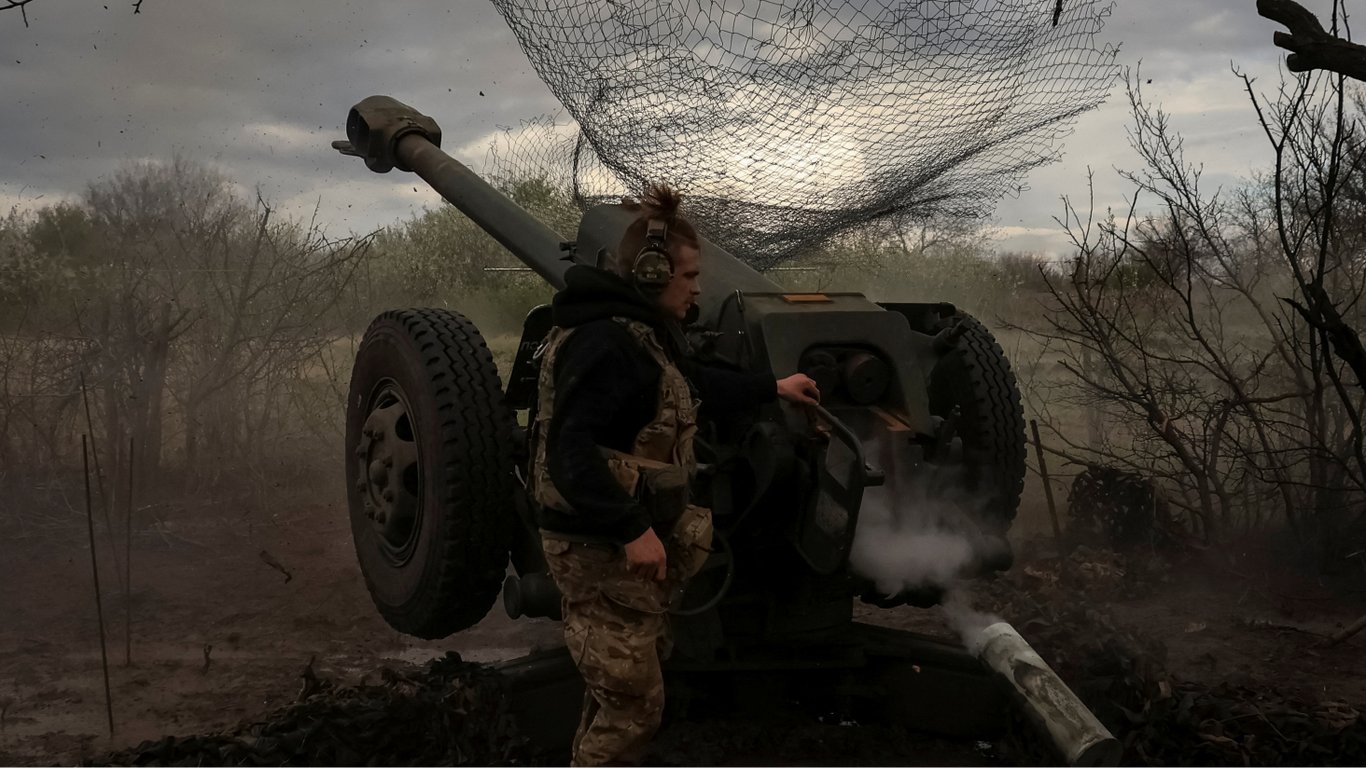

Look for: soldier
[530,184,820,766]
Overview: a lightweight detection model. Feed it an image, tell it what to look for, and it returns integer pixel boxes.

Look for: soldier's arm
[677,358,777,412]
[545,332,656,544]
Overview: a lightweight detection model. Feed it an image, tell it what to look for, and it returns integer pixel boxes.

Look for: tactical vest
[531,318,699,528]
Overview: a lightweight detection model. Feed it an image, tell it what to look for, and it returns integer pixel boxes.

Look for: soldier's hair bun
[641,183,683,219]
[609,182,699,278]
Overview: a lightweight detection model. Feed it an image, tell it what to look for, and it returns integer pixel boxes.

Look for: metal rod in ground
[1328,612,1366,646]
[83,435,116,736]
[1030,419,1068,560]
[79,370,124,591]
[977,622,1120,766]
[125,435,134,667]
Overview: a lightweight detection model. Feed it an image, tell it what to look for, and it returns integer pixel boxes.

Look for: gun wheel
[346,308,515,639]
[928,312,1027,536]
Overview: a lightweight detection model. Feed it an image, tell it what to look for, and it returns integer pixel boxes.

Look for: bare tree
[1,157,370,497]
[0,212,82,471]
[1023,65,1366,561]
[168,194,369,479]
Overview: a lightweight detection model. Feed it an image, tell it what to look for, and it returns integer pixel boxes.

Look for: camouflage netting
[487,0,1118,267]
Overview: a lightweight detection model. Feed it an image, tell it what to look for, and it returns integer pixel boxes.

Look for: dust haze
[4,1,1366,766]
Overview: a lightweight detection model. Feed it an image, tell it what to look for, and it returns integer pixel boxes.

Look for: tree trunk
[127,302,173,492]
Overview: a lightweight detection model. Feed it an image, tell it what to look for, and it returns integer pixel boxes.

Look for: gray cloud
[0,0,1346,253]
[992,0,1340,254]
[0,1,561,230]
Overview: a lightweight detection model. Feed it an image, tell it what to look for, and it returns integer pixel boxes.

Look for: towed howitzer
[335,96,1116,765]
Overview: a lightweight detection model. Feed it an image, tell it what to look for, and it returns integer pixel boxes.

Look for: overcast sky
[0,0,1342,257]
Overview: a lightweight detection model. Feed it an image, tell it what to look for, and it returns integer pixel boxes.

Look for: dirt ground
[2,479,1365,766]
[0,481,564,765]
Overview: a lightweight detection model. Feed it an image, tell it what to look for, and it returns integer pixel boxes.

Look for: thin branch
[3,0,143,25]
[0,0,35,26]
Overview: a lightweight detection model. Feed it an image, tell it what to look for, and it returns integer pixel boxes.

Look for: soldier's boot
[572,686,664,766]
[571,688,597,760]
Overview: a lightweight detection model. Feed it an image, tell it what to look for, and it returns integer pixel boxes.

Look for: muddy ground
[2,479,1365,766]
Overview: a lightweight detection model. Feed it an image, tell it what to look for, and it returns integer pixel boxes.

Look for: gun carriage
[334,96,1118,766]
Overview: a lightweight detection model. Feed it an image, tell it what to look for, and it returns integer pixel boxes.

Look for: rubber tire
[927,312,1026,535]
[346,308,515,639]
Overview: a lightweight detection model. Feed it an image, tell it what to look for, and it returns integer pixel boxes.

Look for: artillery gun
[335,96,1118,766]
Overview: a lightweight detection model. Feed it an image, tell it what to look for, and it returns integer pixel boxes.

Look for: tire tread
[350,308,515,639]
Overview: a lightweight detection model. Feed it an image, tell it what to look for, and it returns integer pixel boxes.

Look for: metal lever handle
[332,140,360,157]
[809,405,883,487]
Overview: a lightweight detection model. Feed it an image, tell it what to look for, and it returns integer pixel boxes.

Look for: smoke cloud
[850,518,976,595]
[845,435,1005,653]
[940,588,1002,655]
[848,436,1000,596]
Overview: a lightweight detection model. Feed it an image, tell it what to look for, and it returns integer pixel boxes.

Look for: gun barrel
[339,96,573,289]
[976,622,1121,766]
[396,134,572,290]
[342,97,798,298]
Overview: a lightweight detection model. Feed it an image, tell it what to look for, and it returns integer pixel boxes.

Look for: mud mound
[96,653,532,766]
[1129,682,1364,766]
[650,719,998,766]
[990,551,1366,766]
[87,547,1364,766]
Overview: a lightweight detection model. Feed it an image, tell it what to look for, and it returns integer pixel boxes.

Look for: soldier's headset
[631,216,674,295]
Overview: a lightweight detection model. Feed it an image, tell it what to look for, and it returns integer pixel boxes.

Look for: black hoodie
[539,265,776,543]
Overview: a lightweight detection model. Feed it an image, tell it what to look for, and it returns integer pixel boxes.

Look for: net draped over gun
[487,0,1118,268]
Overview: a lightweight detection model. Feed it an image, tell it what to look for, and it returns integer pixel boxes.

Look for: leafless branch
[1020,61,1366,556]
[1,0,36,27]
[2,0,142,26]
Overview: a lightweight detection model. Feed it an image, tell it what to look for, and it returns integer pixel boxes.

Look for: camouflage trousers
[541,505,712,767]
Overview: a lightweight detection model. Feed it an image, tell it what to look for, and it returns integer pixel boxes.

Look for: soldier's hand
[624,527,668,581]
[776,373,821,406]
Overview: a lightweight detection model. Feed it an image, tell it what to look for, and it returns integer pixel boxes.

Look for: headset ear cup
[632,216,673,292]
[633,248,673,290]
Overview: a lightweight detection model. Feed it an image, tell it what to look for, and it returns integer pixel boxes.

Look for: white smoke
[850,486,1005,653]
[847,435,995,595]
[940,587,1002,656]
[845,434,1005,653]
[850,513,976,595]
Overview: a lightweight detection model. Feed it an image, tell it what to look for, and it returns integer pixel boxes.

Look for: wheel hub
[354,383,423,562]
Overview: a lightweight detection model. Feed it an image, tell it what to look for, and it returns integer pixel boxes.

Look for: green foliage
[769,224,1052,323]
[0,205,91,327]
[0,155,371,483]
[0,165,583,483]
[360,174,572,334]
